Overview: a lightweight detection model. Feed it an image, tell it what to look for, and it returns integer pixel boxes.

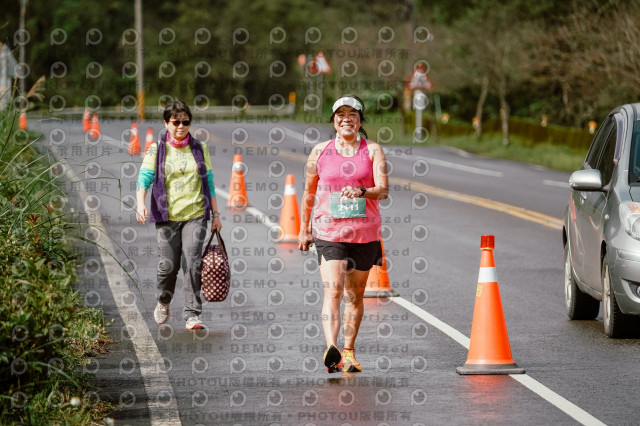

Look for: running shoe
[186,316,205,330]
[341,348,361,373]
[153,303,170,324]
[323,344,342,373]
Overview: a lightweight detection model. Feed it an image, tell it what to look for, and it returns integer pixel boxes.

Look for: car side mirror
[569,169,603,191]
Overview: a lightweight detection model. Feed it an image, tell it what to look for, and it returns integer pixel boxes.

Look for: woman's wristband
[212,210,220,218]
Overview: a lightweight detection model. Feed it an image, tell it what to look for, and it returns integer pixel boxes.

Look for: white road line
[390,296,470,348]
[544,179,569,188]
[382,147,504,177]
[55,155,182,425]
[390,297,605,426]
[509,375,606,426]
[282,127,307,143]
[216,189,278,231]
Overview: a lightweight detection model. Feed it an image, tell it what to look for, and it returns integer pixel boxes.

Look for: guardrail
[28,104,296,121]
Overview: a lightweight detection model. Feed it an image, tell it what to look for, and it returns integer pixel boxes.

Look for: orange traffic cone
[364,240,398,298]
[128,122,141,155]
[457,235,525,375]
[19,111,27,130]
[227,154,248,210]
[144,127,154,153]
[89,113,101,139]
[278,174,300,242]
[83,109,91,132]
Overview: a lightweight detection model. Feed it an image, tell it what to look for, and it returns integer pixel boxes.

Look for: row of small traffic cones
[225,153,396,297]
[82,110,154,156]
[83,109,101,139]
[127,123,155,155]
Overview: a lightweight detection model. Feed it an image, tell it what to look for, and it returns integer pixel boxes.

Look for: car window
[614,112,626,162]
[585,117,615,169]
[597,124,618,185]
[628,121,640,183]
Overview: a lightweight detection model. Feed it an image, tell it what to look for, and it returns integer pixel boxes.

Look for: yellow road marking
[389,176,563,230]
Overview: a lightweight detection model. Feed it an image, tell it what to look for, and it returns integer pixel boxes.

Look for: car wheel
[602,256,629,338]
[564,244,599,319]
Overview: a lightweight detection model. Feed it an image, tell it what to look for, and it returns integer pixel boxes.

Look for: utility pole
[135,0,145,120]
[18,0,28,98]
[402,0,415,135]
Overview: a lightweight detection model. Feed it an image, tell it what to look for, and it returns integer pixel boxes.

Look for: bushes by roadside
[399,110,594,151]
[0,108,113,425]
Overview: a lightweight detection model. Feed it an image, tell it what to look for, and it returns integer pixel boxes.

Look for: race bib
[330,192,366,218]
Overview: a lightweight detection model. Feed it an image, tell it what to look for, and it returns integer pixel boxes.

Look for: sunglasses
[170,120,191,126]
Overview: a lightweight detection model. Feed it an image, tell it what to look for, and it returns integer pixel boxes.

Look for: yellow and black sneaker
[341,348,361,373]
[323,344,342,373]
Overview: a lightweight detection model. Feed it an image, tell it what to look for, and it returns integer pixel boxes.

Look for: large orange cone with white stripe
[457,235,525,375]
[89,113,101,139]
[83,109,91,132]
[227,154,248,211]
[128,122,141,155]
[278,174,300,242]
[364,240,398,298]
[144,127,154,153]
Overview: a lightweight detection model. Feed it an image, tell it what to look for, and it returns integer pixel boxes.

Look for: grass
[0,107,115,425]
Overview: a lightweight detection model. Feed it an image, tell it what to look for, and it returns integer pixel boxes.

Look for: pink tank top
[313,138,381,243]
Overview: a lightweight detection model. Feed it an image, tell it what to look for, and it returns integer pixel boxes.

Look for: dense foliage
[0,0,640,126]
[0,109,112,424]
[3,0,639,127]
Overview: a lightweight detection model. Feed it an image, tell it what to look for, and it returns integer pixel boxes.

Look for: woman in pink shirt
[299,95,389,373]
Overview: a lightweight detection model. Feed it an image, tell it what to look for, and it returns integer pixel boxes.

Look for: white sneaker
[186,316,205,330]
[154,303,170,324]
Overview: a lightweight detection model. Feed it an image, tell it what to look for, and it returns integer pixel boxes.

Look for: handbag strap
[204,229,228,259]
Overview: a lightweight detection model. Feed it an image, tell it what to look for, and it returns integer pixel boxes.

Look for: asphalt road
[31,115,640,426]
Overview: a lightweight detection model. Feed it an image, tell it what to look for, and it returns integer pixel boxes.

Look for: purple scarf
[149,131,211,222]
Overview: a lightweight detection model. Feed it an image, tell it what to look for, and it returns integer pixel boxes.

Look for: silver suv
[563,103,640,337]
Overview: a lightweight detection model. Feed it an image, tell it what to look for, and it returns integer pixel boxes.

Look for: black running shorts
[314,239,383,271]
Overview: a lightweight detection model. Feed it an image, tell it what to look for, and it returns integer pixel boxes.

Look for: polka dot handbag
[200,229,230,302]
